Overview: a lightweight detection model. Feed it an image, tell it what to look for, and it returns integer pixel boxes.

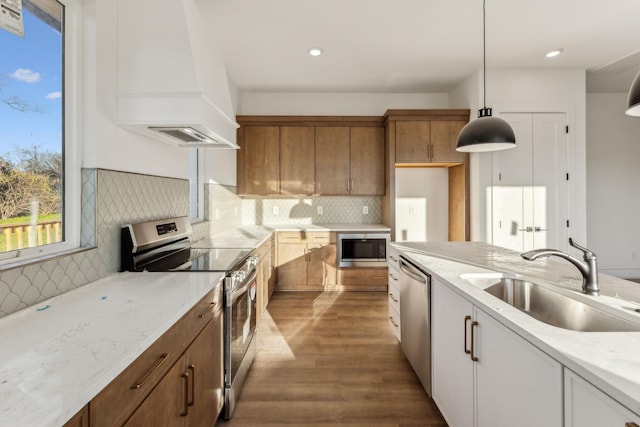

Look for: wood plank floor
[216,291,447,427]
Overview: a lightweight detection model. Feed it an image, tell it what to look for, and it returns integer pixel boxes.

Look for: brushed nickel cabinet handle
[471,321,479,362]
[181,372,189,416]
[390,255,398,262]
[464,316,471,355]
[389,273,398,281]
[389,292,398,303]
[187,364,195,406]
[131,353,169,389]
[389,316,399,327]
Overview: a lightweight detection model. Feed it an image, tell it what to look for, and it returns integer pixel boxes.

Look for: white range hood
[116,0,239,148]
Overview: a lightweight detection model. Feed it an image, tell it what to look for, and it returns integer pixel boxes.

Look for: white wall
[395,168,449,242]
[586,93,640,278]
[238,92,449,115]
[450,68,587,246]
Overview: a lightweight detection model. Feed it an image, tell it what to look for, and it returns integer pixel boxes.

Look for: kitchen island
[392,241,640,426]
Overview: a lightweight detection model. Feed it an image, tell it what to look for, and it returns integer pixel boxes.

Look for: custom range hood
[116,0,239,148]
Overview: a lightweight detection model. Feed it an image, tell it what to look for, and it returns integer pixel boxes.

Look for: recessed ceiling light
[545,49,564,58]
[308,48,323,57]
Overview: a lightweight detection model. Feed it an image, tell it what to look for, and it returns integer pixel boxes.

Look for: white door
[491,113,568,252]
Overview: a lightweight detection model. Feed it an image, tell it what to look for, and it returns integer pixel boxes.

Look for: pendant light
[625,70,640,116]
[456,0,516,152]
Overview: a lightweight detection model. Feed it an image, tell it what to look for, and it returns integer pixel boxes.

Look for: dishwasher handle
[399,257,428,284]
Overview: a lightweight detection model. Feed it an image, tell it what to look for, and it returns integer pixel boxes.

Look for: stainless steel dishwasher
[399,255,432,397]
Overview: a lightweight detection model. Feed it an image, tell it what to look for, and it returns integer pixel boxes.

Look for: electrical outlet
[273,205,279,215]
[317,206,323,215]
[363,205,369,215]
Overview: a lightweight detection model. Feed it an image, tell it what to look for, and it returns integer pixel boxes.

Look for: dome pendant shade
[456,108,516,152]
[625,71,640,116]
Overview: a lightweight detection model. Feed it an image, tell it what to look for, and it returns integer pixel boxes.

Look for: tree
[0,146,62,220]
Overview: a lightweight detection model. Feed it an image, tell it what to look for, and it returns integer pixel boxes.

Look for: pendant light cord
[483,0,487,108]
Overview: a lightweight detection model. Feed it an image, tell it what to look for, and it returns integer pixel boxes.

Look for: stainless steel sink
[484,278,640,332]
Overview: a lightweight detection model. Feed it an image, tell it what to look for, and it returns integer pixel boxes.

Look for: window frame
[0,0,83,266]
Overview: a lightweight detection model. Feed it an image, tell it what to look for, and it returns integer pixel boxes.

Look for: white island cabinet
[432,277,563,427]
[565,369,640,427]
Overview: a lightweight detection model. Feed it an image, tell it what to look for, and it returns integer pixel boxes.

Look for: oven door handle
[230,268,258,304]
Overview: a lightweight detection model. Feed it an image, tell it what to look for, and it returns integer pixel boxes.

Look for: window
[0,0,72,262]
[188,148,203,221]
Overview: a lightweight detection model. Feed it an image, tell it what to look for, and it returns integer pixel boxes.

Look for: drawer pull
[187,364,195,406]
[181,372,189,416]
[131,353,169,389]
[390,255,398,262]
[198,310,210,319]
[389,273,398,281]
[389,316,399,327]
[389,292,398,303]
[464,316,471,355]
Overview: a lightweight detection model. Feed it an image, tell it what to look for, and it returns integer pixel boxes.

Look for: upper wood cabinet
[387,110,469,165]
[237,116,384,196]
[280,126,315,195]
[240,126,280,195]
[350,126,384,195]
[315,127,350,195]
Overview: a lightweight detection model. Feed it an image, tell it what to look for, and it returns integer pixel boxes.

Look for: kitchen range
[120,216,257,420]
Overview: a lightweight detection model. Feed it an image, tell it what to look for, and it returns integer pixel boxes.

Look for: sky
[0,7,62,162]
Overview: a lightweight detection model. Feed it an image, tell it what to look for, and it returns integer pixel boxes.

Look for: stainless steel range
[120,216,258,420]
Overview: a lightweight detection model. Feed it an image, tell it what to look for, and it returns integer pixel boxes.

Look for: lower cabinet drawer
[388,303,401,341]
[338,268,388,287]
[388,280,400,313]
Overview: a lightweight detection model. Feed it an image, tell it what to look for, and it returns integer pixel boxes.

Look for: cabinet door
[244,126,280,194]
[475,308,562,427]
[123,357,186,427]
[307,243,336,288]
[280,126,315,195]
[431,120,466,163]
[276,243,307,290]
[395,120,430,163]
[185,316,224,426]
[63,405,89,427]
[350,127,384,195]
[565,369,640,427]
[315,127,350,195]
[431,278,474,427]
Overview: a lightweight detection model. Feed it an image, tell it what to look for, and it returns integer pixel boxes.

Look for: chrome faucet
[521,238,600,296]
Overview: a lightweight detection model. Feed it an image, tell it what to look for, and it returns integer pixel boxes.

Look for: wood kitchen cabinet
[315,127,350,195]
[124,313,223,427]
[63,406,89,427]
[431,277,562,427]
[90,286,224,427]
[315,126,384,196]
[238,125,280,195]
[280,126,315,195]
[565,368,640,427]
[383,109,470,242]
[254,235,275,324]
[276,231,336,290]
[237,116,384,196]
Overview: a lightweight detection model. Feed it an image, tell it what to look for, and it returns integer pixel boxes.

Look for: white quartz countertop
[0,271,224,427]
[391,241,640,416]
[192,224,390,249]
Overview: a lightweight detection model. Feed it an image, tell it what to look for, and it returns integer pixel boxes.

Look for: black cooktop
[188,248,252,272]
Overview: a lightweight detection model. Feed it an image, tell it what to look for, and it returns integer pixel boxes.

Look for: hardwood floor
[216,291,447,427]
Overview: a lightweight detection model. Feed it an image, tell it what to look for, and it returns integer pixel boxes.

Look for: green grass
[0,214,63,253]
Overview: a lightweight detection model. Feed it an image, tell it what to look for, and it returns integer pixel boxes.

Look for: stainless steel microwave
[337,233,390,268]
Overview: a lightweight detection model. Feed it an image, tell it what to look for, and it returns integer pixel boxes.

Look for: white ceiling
[207,0,640,94]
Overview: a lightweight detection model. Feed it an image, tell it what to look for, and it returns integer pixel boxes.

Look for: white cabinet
[387,245,401,340]
[491,113,569,253]
[565,369,640,427]
[432,277,563,427]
